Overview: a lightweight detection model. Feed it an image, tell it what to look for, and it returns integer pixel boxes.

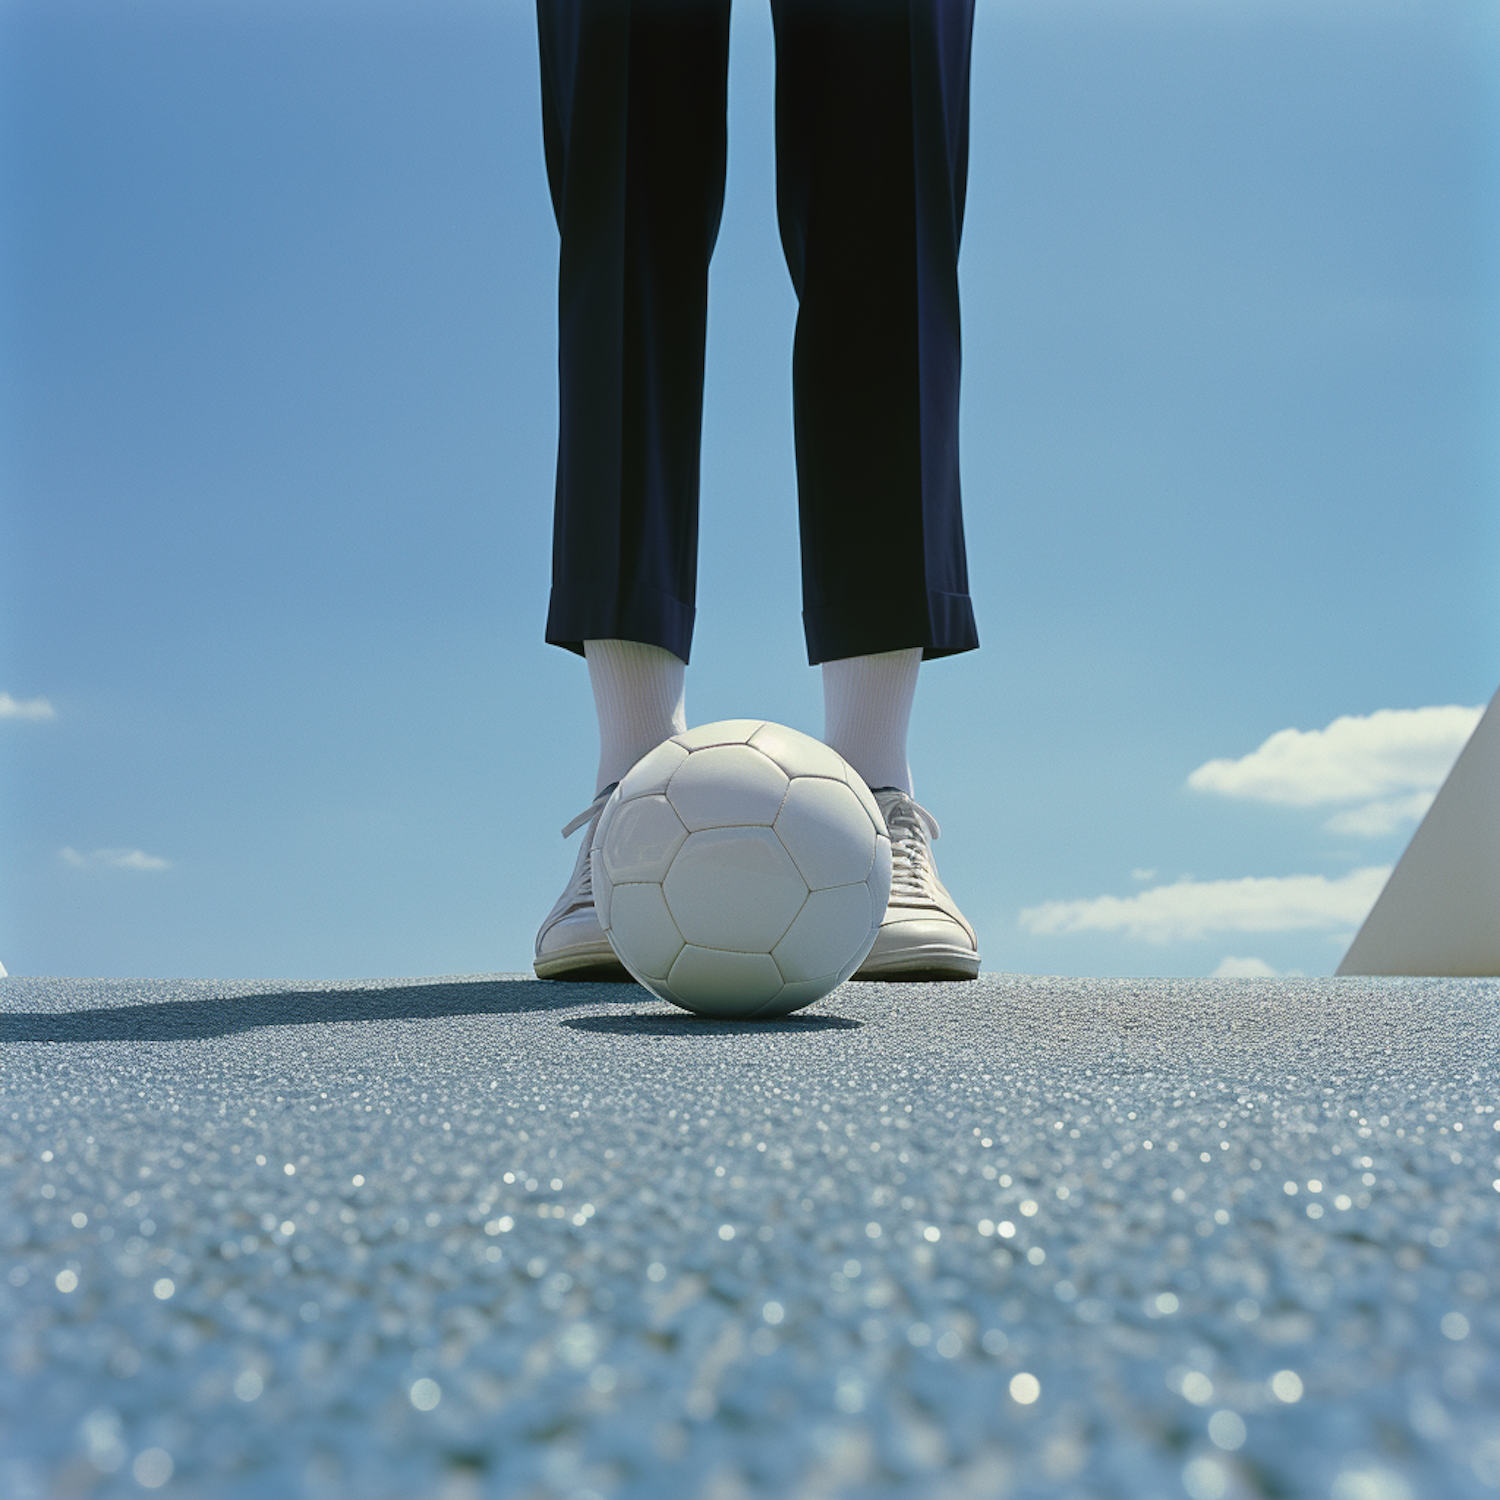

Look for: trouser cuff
[803,589,978,666]
[546,581,697,664]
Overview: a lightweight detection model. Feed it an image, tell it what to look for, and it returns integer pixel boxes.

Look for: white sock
[821,647,921,795]
[584,639,687,795]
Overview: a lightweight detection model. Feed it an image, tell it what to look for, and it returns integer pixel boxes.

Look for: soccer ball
[592,720,892,1019]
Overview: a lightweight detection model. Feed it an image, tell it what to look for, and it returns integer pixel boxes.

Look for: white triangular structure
[1338,684,1500,976]
[0,960,6,977]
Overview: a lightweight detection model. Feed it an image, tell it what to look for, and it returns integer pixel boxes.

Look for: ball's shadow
[564,1011,861,1036]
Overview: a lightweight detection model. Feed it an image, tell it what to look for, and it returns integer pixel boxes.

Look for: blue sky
[1,0,1496,980]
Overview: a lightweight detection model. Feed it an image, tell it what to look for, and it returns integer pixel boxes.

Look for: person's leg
[535,0,729,978]
[776,0,981,977]
[772,0,978,667]
[538,0,733,664]
[586,638,687,797]
[822,647,921,797]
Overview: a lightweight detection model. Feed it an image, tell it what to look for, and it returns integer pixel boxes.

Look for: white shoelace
[875,789,942,902]
[555,785,616,915]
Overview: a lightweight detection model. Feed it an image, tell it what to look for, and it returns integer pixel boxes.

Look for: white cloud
[59,847,172,873]
[1019,867,1389,944]
[0,693,56,721]
[1130,867,1158,883]
[1322,792,1435,838]
[1187,704,1481,836]
[1210,956,1304,978]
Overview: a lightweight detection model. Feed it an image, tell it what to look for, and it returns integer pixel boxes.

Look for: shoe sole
[534,942,633,982]
[854,945,980,982]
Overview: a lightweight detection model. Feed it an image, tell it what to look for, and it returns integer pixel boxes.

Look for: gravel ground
[1,973,1497,1500]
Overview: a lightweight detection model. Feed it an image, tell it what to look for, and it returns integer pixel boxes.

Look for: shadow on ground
[0,978,648,1044]
[564,1012,861,1036]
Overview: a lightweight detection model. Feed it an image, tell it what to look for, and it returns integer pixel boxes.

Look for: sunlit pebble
[1155,1292,1180,1316]
[409,1378,441,1411]
[351,1174,364,1186]
[1270,1369,1304,1403]
[132,1449,174,1489]
[283,1163,295,1176]
[864,1222,882,1239]
[153,1278,174,1300]
[762,1301,785,1325]
[923,1225,941,1242]
[1182,1455,1228,1500]
[1009,1372,1041,1405]
[55,1269,78,1293]
[935,1331,963,1358]
[233,1370,263,1402]
[1020,1200,1039,1216]
[71,1212,87,1228]
[1181,1371,1214,1405]
[1209,1410,1248,1451]
[1026,1246,1046,1265]
[998,1221,1016,1238]
[718,1224,735,1241]
[1441,1312,1470,1341]
[646,1262,666,1283]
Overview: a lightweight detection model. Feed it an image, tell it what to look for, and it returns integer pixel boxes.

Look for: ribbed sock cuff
[821,647,921,796]
[584,639,688,794]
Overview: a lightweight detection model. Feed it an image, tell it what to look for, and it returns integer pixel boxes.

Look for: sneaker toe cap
[535,907,609,962]
[857,915,979,978]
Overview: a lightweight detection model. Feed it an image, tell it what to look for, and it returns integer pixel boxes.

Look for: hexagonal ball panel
[747,722,850,781]
[663,826,807,951]
[617,740,689,802]
[666,744,789,832]
[772,882,877,982]
[602,794,689,885]
[774,777,877,890]
[664,947,785,1017]
[755,976,840,1016]
[674,719,765,752]
[606,882,684,982]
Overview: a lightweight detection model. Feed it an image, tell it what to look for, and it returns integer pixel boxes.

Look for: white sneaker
[533,785,630,980]
[854,788,980,980]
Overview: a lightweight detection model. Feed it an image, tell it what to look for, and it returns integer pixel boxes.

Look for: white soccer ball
[592,720,892,1019]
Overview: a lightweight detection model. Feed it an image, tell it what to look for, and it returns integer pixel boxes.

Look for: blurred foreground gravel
[1,974,1497,1500]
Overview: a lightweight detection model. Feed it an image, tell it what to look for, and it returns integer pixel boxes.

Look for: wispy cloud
[0,693,56,721]
[1321,792,1435,837]
[1019,867,1389,944]
[1210,956,1304,979]
[1187,705,1480,835]
[59,847,172,873]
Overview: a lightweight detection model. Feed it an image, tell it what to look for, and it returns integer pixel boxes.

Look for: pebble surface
[1,973,1497,1500]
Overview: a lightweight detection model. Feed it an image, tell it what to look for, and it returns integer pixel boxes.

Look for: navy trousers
[538,0,979,666]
